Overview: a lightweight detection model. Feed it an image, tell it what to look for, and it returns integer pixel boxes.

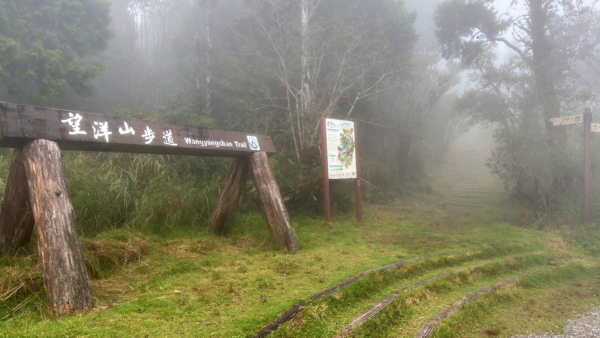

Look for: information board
[325,118,357,179]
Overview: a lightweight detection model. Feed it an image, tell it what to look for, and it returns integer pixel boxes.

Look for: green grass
[345,255,554,338]
[431,264,600,338]
[2,199,591,338]
[63,152,226,236]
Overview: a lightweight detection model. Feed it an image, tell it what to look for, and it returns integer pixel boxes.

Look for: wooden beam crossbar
[0,102,299,316]
[0,102,276,157]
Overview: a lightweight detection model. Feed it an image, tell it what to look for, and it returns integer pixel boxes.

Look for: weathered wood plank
[0,149,35,255]
[0,101,275,157]
[23,140,93,315]
[248,151,300,252]
[209,158,249,233]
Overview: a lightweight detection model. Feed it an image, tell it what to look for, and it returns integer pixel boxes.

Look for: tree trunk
[209,158,249,233]
[0,149,35,255]
[529,0,559,131]
[248,152,300,252]
[22,140,93,315]
[195,31,202,93]
[300,0,311,146]
[206,0,213,115]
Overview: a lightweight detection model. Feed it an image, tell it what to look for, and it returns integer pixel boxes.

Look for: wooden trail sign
[0,102,275,157]
[0,101,299,316]
[550,114,583,126]
[583,108,592,225]
[551,108,593,225]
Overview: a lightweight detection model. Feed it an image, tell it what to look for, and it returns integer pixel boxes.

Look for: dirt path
[439,126,506,214]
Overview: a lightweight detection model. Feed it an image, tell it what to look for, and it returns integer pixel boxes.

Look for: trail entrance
[0,101,299,316]
[440,127,505,214]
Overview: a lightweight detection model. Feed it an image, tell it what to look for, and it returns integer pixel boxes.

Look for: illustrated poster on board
[325,118,357,179]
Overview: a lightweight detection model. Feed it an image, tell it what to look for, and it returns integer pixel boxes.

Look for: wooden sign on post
[550,114,583,126]
[0,101,299,316]
[583,108,592,225]
[550,108,593,226]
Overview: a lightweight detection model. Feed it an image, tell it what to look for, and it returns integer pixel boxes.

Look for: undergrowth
[81,230,152,279]
[64,152,227,235]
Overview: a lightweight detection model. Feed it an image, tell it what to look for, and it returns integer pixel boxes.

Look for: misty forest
[1,0,600,337]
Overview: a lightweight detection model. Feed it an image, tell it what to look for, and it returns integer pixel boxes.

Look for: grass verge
[431,263,600,337]
[0,203,593,338]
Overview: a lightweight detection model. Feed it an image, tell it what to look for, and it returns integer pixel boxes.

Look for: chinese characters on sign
[93,121,112,142]
[59,112,174,146]
[61,113,87,135]
[141,126,155,144]
[119,122,135,135]
[162,130,177,146]
[59,112,264,151]
[325,118,356,179]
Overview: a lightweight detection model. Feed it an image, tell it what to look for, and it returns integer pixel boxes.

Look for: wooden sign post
[0,101,299,315]
[320,117,362,222]
[550,108,594,226]
[583,108,592,225]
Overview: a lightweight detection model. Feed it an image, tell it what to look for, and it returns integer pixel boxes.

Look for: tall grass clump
[65,152,138,234]
[128,169,222,232]
[81,230,151,278]
[64,151,228,236]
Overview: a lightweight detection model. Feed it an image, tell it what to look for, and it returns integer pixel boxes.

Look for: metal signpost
[320,118,362,222]
[551,108,593,225]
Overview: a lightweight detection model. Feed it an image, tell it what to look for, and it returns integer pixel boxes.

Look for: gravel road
[512,306,600,338]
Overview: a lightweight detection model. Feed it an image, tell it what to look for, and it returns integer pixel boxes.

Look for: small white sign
[592,123,600,133]
[247,136,260,150]
[551,114,583,126]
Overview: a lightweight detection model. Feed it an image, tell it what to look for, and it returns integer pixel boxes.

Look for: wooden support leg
[22,140,93,315]
[0,149,36,255]
[248,151,300,252]
[209,158,249,234]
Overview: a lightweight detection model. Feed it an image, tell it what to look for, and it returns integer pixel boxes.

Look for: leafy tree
[224,0,417,159]
[564,4,600,101]
[435,0,599,211]
[0,0,111,101]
